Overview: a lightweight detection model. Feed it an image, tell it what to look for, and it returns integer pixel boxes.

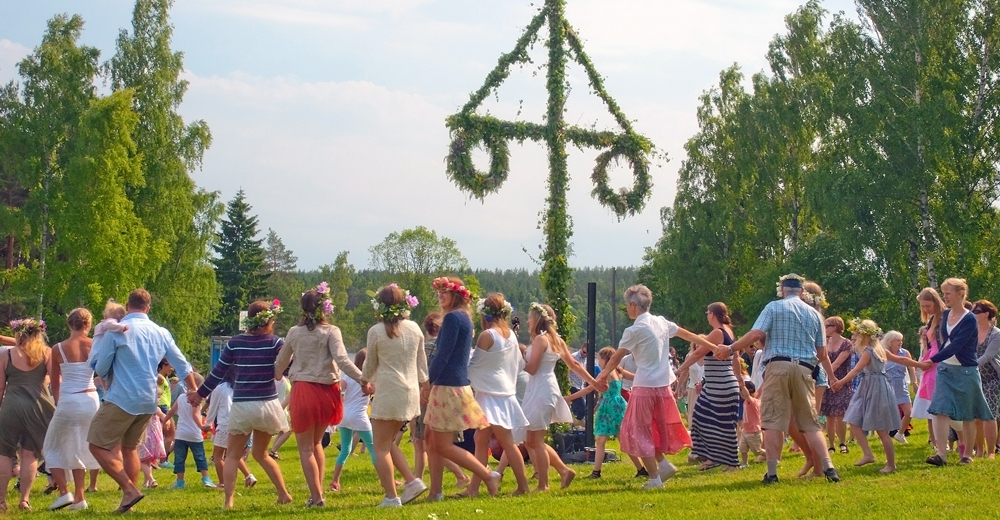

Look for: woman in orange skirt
[275,283,369,507]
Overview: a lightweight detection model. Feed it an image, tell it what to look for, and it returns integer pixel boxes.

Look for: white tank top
[468,328,520,396]
[56,343,97,394]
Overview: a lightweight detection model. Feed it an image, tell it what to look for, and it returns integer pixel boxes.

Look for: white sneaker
[245,474,258,488]
[658,459,678,481]
[49,493,74,510]
[641,479,664,490]
[377,497,402,508]
[67,500,88,511]
[893,433,908,444]
[400,478,427,504]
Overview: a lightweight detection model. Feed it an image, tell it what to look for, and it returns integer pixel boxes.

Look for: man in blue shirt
[87,289,198,513]
[718,274,841,484]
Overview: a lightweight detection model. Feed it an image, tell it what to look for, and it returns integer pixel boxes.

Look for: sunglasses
[973,308,988,315]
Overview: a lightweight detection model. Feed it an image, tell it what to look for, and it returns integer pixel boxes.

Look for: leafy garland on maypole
[445,0,660,391]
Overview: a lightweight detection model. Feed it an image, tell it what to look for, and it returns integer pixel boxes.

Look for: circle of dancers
[0,274,997,512]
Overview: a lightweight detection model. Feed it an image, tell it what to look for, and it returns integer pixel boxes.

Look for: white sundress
[42,343,100,471]
[518,341,572,438]
[468,329,529,431]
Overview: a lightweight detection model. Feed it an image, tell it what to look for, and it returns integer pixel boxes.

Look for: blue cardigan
[428,310,473,387]
[931,309,979,366]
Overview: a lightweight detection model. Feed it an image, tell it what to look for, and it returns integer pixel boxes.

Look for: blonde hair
[15,329,48,366]
[103,300,126,321]
[852,319,886,362]
[917,287,945,339]
[941,277,968,296]
[530,303,569,357]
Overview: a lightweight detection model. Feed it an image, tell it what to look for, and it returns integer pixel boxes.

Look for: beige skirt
[423,385,488,433]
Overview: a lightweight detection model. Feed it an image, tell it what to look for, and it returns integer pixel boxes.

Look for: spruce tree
[212,190,269,335]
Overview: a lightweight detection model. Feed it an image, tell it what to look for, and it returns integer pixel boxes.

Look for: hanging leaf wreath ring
[590,133,653,218]
[445,126,511,200]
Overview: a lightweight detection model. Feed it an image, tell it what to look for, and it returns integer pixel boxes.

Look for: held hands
[713,344,731,360]
[361,382,374,395]
[916,361,934,371]
[186,390,202,407]
[591,379,609,393]
[200,423,212,433]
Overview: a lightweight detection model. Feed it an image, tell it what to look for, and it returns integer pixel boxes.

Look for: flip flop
[698,462,721,471]
[115,494,145,514]
[839,443,849,454]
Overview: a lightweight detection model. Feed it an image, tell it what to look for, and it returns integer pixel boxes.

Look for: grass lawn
[7,422,998,519]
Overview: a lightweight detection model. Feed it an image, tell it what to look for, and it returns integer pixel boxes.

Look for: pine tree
[212,190,269,335]
[264,228,297,273]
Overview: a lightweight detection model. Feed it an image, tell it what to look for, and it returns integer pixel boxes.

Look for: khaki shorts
[760,360,821,432]
[87,401,153,450]
[738,430,764,455]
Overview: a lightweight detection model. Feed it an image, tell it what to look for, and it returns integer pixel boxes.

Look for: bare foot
[534,485,550,492]
[486,473,501,497]
[510,488,529,497]
[878,465,895,474]
[722,466,740,473]
[276,492,293,505]
[455,475,471,489]
[797,461,814,478]
[854,456,875,467]
[560,469,576,490]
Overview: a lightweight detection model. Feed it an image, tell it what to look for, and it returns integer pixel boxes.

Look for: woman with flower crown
[831,319,924,473]
[0,317,55,512]
[422,276,501,501]
[519,302,603,492]
[359,283,427,508]
[461,293,530,497]
[192,300,292,509]
[275,284,368,508]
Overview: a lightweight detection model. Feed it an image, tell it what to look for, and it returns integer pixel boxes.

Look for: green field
[7,423,997,519]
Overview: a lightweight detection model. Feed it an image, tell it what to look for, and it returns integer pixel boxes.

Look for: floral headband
[477,298,513,321]
[304,282,335,322]
[432,277,471,299]
[529,302,555,325]
[248,300,282,330]
[368,283,418,322]
[775,273,806,297]
[801,290,829,309]
[10,317,46,335]
[848,318,882,337]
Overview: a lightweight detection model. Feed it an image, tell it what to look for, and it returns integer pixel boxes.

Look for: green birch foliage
[108,0,217,350]
[53,90,149,313]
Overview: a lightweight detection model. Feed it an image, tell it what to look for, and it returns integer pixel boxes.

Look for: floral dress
[594,379,627,437]
[821,338,855,417]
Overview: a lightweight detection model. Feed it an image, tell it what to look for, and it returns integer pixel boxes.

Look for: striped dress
[689,328,740,467]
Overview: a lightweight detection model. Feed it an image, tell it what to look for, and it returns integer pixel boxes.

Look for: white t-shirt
[175,394,205,443]
[619,312,679,388]
[620,354,637,391]
[339,377,372,432]
[751,350,765,389]
[687,363,704,390]
[204,382,233,432]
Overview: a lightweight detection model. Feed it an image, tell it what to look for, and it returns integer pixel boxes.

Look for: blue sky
[0,0,858,271]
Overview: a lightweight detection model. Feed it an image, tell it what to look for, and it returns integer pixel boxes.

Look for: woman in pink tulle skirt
[598,285,718,490]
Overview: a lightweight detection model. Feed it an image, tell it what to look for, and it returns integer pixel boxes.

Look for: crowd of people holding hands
[0,272,998,512]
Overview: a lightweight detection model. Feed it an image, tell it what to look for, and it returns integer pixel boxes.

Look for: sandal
[268,450,281,460]
[698,461,721,471]
[925,454,946,466]
[328,482,340,491]
[18,500,30,511]
[828,446,835,453]
[960,456,973,465]
[839,443,849,454]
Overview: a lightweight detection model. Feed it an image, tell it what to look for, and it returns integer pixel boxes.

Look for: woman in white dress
[463,294,530,497]
[43,308,100,511]
[520,302,603,492]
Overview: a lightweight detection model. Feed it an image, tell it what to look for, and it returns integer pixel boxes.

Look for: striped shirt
[198,334,284,402]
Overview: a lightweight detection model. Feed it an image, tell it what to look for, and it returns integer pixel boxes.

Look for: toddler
[203,371,255,489]
[164,373,217,488]
[329,350,377,491]
[94,300,128,338]
[737,381,765,467]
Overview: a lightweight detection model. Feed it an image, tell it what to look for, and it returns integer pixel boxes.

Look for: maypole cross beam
[445,0,660,343]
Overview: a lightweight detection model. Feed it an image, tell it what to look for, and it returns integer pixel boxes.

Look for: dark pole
[611,267,617,346]
[585,282,597,449]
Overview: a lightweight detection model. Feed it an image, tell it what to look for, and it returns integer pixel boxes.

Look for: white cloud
[0,39,30,85]
[195,0,441,29]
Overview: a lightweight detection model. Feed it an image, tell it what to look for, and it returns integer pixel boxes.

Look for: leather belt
[764,356,816,370]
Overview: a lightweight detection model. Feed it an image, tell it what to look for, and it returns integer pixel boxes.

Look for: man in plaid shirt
[716,274,840,484]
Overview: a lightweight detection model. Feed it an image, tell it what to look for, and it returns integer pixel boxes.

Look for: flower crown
[432,277,471,299]
[529,302,555,325]
[304,282,335,322]
[848,318,882,337]
[248,300,282,330]
[477,298,513,321]
[10,317,46,336]
[775,273,807,297]
[801,290,829,309]
[368,283,418,322]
